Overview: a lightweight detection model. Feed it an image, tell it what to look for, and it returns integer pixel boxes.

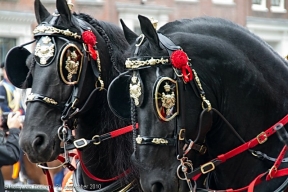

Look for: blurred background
[1,0,288,73]
[1,0,288,66]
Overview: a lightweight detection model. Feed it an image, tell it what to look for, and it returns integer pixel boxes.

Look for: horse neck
[164,20,288,189]
[73,16,134,187]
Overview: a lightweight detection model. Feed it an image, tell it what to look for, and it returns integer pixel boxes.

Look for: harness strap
[41,163,54,192]
[26,93,64,110]
[57,154,77,171]
[57,124,137,183]
[267,145,288,180]
[72,162,128,192]
[76,88,106,115]
[218,146,288,192]
[41,153,77,192]
[62,124,138,152]
[77,150,131,182]
[188,114,288,179]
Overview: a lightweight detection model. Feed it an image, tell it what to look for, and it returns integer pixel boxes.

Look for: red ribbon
[182,65,193,83]
[88,44,97,60]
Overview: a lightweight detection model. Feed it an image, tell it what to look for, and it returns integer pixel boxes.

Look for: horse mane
[70,13,137,183]
[154,16,288,112]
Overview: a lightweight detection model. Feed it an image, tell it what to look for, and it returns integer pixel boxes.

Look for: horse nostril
[31,133,48,153]
[32,135,44,147]
[151,182,164,192]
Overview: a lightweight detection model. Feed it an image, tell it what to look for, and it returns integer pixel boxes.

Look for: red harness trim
[77,124,138,182]
[44,124,138,189]
[42,167,54,192]
[77,150,131,182]
[110,124,138,138]
[191,114,288,191]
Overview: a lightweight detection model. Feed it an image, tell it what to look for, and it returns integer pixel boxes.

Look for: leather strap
[26,93,65,110]
[61,124,138,152]
[42,163,54,192]
[72,162,123,192]
[77,150,131,182]
[188,115,288,179]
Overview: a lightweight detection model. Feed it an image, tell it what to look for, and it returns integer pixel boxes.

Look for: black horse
[108,15,288,191]
[5,0,140,191]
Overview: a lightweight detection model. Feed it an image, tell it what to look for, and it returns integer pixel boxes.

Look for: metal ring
[57,126,64,140]
[177,164,187,180]
[92,135,101,145]
[95,79,104,90]
[135,34,145,47]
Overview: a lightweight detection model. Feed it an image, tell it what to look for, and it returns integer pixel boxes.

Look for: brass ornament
[65,50,80,82]
[161,83,176,116]
[125,57,169,69]
[154,77,179,121]
[26,93,35,102]
[129,72,142,106]
[35,36,55,65]
[43,97,58,105]
[151,138,168,145]
[66,0,74,11]
[59,44,83,85]
[33,25,81,39]
[192,69,212,111]
[149,17,158,30]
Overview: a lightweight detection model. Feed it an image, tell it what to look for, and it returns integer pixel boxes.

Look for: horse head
[5,0,124,162]
[108,15,288,191]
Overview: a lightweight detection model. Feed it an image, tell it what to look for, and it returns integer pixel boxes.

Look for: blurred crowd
[0,61,65,191]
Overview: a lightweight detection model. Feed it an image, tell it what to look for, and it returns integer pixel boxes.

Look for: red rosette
[171,50,188,69]
[170,50,193,83]
[82,30,96,45]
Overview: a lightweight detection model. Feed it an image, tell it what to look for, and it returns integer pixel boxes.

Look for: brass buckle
[92,135,101,145]
[256,132,268,144]
[200,162,215,174]
[178,129,185,141]
[73,138,88,148]
[268,165,277,179]
[199,145,207,155]
[71,98,78,109]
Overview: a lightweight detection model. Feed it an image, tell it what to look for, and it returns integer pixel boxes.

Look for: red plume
[82,30,97,60]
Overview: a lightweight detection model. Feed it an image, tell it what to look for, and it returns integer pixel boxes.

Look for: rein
[40,124,138,192]
[188,113,288,191]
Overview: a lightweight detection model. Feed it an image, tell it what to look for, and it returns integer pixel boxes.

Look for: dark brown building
[1,0,288,63]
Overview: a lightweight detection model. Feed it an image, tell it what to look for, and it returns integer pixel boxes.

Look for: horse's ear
[56,0,71,22]
[34,0,51,24]
[138,15,160,49]
[120,19,138,45]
